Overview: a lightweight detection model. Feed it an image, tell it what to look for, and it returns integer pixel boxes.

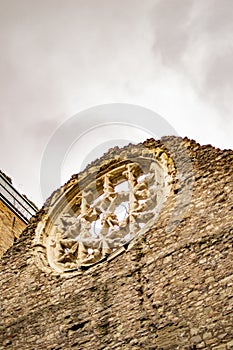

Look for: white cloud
[0,0,232,207]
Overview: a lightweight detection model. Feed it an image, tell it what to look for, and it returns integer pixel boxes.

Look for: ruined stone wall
[0,199,26,257]
[0,137,232,350]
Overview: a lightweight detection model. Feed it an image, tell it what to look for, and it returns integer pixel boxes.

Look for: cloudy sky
[1,0,233,207]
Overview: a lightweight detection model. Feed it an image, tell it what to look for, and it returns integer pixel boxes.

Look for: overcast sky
[1,0,233,207]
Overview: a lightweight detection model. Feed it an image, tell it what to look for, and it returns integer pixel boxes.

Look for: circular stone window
[34,142,175,275]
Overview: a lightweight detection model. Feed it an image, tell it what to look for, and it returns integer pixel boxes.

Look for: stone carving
[46,159,170,271]
[34,147,174,274]
[103,173,117,202]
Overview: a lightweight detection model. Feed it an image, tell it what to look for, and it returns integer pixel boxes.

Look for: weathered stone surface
[0,199,26,257]
[0,136,232,349]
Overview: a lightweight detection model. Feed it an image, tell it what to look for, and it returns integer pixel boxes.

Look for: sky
[0,0,233,208]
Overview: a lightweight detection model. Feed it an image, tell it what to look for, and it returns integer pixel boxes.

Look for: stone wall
[0,137,232,350]
[0,199,26,257]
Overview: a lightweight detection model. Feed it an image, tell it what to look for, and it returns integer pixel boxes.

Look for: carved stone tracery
[34,146,174,274]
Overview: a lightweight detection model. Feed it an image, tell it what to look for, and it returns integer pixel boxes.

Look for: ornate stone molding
[34,142,175,275]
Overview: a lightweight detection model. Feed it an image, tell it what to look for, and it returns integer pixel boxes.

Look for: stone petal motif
[34,144,175,275]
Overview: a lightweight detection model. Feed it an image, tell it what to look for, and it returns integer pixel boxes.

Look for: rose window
[34,147,174,275]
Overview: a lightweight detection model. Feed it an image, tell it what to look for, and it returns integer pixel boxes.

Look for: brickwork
[0,199,26,257]
[0,137,232,349]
